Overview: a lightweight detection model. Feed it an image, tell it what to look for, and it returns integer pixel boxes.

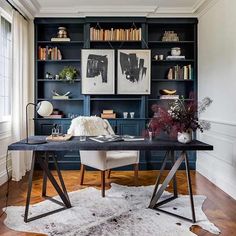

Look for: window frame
[0,7,12,136]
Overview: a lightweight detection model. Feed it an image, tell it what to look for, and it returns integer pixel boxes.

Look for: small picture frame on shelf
[117,49,151,94]
[81,49,115,94]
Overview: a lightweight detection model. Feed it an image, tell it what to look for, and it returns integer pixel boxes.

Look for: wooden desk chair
[67,116,139,197]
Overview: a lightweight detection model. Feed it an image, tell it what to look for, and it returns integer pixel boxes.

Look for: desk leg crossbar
[24,151,71,223]
[149,150,196,223]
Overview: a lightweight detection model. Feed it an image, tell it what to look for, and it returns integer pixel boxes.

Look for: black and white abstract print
[117,50,151,94]
[119,52,147,83]
[82,50,115,94]
[86,54,108,83]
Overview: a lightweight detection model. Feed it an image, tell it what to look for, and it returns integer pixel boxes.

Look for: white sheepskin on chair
[67,116,115,136]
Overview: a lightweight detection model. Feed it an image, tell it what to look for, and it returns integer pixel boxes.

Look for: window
[0,15,12,123]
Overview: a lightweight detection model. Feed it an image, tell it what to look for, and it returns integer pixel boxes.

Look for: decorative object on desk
[130,112,135,118]
[51,124,61,137]
[3,184,220,236]
[51,90,71,99]
[162,31,179,42]
[148,97,213,142]
[59,66,78,83]
[171,47,181,56]
[117,49,151,94]
[101,110,116,119]
[81,49,115,94]
[159,89,176,95]
[123,112,128,119]
[46,133,73,141]
[26,101,53,144]
[55,74,59,80]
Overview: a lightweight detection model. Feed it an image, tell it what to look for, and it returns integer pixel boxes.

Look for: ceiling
[11,0,219,19]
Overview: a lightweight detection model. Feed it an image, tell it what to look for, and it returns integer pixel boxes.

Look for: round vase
[177,131,192,144]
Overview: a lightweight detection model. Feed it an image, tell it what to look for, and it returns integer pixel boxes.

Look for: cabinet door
[35,120,62,135]
[117,120,145,136]
[107,120,117,134]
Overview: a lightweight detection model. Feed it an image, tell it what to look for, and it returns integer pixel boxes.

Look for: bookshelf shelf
[148,98,194,101]
[152,59,194,63]
[148,41,195,44]
[37,41,84,44]
[37,98,84,101]
[90,98,142,101]
[151,79,194,82]
[37,79,81,82]
[37,59,81,62]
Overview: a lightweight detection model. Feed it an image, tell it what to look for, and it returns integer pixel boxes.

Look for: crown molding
[194,0,220,17]
[16,0,221,18]
[11,0,40,19]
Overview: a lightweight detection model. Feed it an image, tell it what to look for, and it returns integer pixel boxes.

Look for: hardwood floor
[0,170,236,236]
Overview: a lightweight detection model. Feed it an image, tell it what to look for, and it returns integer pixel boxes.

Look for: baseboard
[0,153,12,186]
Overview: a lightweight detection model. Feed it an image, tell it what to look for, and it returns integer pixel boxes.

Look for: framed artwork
[117,49,151,94]
[81,49,115,94]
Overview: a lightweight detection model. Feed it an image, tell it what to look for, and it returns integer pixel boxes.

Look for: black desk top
[8,136,213,152]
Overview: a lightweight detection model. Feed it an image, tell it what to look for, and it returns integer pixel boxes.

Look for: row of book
[90,27,142,41]
[167,64,193,80]
[38,46,62,60]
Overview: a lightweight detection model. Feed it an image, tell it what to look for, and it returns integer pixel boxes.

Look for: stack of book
[101,110,116,119]
[160,95,180,100]
[90,27,142,41]
[38,46,62,60]
[167,65,193,80]
[52,95,69,100]
[166,56,185,60]
[51,37,70,42]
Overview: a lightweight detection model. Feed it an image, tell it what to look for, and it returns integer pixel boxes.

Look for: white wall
[197,0,236,199]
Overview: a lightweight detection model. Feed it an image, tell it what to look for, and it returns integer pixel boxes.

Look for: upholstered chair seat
[67,116,139,197]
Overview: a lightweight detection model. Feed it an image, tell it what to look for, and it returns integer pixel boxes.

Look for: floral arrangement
[148,97,212,138]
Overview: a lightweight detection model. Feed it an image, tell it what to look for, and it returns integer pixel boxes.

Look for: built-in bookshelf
[34,17,198,170]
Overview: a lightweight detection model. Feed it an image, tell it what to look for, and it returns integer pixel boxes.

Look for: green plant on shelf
[59,66,78,83]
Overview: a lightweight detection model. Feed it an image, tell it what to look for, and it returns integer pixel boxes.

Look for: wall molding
[197,119,236,199]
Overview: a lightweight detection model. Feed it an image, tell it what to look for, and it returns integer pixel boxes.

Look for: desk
[8,136,213,223]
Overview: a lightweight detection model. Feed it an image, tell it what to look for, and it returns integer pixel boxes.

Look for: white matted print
[82,49,115,94]
[117,49,151,94]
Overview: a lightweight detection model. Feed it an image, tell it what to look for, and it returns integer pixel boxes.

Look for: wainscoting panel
[197,119,236,199]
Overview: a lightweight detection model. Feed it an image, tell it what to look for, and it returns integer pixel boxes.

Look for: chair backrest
[67,116,115,136]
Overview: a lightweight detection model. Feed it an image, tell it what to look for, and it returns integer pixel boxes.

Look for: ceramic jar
[171,47,181,56]
[177,131,192,144]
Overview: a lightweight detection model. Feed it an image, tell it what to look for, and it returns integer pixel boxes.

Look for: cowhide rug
[4,184,220,236]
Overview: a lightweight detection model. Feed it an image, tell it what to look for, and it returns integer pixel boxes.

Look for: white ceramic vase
[177,131,192,144]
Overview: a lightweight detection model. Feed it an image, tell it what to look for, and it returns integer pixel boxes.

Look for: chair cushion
[106,151,139,170]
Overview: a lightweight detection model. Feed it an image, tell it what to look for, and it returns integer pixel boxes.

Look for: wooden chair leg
[80,164,85,185]
[134,163,139,186]
[107,169,111,179]
[101,171,106,197]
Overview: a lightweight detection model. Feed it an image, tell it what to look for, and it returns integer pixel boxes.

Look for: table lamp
[26,101,53,144]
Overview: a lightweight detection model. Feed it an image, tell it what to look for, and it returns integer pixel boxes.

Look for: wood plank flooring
[0,170,236,236]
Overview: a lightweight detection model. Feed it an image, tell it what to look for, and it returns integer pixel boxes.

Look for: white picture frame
[81,49,115,94]
[117,49,151,94]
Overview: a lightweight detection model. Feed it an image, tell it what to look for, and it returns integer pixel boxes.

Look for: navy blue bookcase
[34,17,198,170]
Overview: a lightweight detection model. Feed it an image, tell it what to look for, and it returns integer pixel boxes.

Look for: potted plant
[148,97,212,143]
[59,66,78,83]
